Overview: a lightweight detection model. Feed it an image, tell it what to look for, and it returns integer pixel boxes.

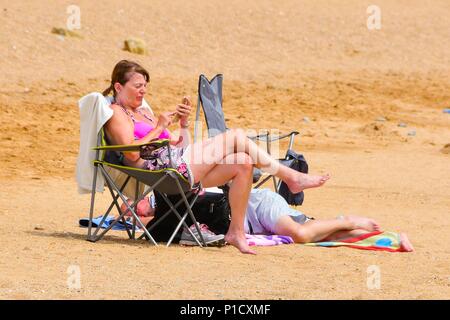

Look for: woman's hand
[169,136,183,146]
[176,96,192,126]
[156,111,176,130]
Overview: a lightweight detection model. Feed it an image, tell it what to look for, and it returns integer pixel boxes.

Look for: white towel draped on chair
[76,92,153,198]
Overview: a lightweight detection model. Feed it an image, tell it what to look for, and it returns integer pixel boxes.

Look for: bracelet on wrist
[180,121,190,128]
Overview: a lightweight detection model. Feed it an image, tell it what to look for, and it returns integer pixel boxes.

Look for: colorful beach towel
[303,231,413,252]
[245,231,413,252]
[246,234,294,246]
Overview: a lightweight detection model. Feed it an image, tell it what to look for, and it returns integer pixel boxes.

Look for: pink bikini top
[120,107,170,140]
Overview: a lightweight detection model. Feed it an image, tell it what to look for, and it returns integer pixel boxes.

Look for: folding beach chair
[194,74,299,192]
[76,92,207,247]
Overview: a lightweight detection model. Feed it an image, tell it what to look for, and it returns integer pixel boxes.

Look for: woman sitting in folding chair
[103,60,330,254]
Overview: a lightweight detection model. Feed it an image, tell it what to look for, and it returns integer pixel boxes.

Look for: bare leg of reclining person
[274,214,413,251]
[274,215,380,244]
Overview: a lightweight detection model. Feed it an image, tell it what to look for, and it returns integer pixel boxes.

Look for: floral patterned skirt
[141,145,193,186]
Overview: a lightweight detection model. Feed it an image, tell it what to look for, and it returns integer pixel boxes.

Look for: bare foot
[344,215,380,232]
[287,172,330,194]
[399,233,414,252]
[225,232,257,255]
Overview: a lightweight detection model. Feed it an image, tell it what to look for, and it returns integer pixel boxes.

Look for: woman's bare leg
[199,153,256,254]
[274,215,380,243]
[188,129,329,193]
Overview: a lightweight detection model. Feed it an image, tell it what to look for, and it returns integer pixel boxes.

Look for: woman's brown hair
[102,60,150,97]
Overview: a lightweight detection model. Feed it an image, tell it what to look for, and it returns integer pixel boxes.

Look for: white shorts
[244,189,309,235]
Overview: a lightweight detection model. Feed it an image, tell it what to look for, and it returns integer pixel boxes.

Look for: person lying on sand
[179,188,413,251]
[102,59,330,254]
[242,189,413,251]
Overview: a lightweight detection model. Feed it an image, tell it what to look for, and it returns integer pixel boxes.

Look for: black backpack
[145,189,231,243]
[278,149,309,206]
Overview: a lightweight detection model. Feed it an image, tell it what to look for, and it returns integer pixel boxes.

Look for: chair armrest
[268,131,299,142]
[248,131,270,141]
[253,131,299,142]
[93,139,170,152]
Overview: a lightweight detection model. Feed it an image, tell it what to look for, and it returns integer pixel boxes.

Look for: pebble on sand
[441,143,450,154]
[51,27,83,38]
[123,38,147,55]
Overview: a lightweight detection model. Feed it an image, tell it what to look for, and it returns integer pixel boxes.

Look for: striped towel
[303,231,413,252]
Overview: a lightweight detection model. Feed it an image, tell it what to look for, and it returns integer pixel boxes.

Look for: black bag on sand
[145,189,231,243]
[278,149,309,206]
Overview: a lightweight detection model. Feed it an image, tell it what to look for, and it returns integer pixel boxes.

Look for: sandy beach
[0,0,449,299]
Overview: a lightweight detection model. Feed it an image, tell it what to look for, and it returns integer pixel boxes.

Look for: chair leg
[288,133,296,151]
[174,179,206,246]
[104,174,135,240]
[166,210,191,247]
[131,180,140,240]
[88,166,156,244]
[253,174,273,189]
[91,173,133,241]
[146,192,192,232]
[272,176,278,191]
[156,190,203,247]
[100,166,159,245]
[87,165,104,242]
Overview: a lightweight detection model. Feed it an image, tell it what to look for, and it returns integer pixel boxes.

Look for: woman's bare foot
[225,232,257,255]
[287,172,330,194]
[344,215,381,232]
